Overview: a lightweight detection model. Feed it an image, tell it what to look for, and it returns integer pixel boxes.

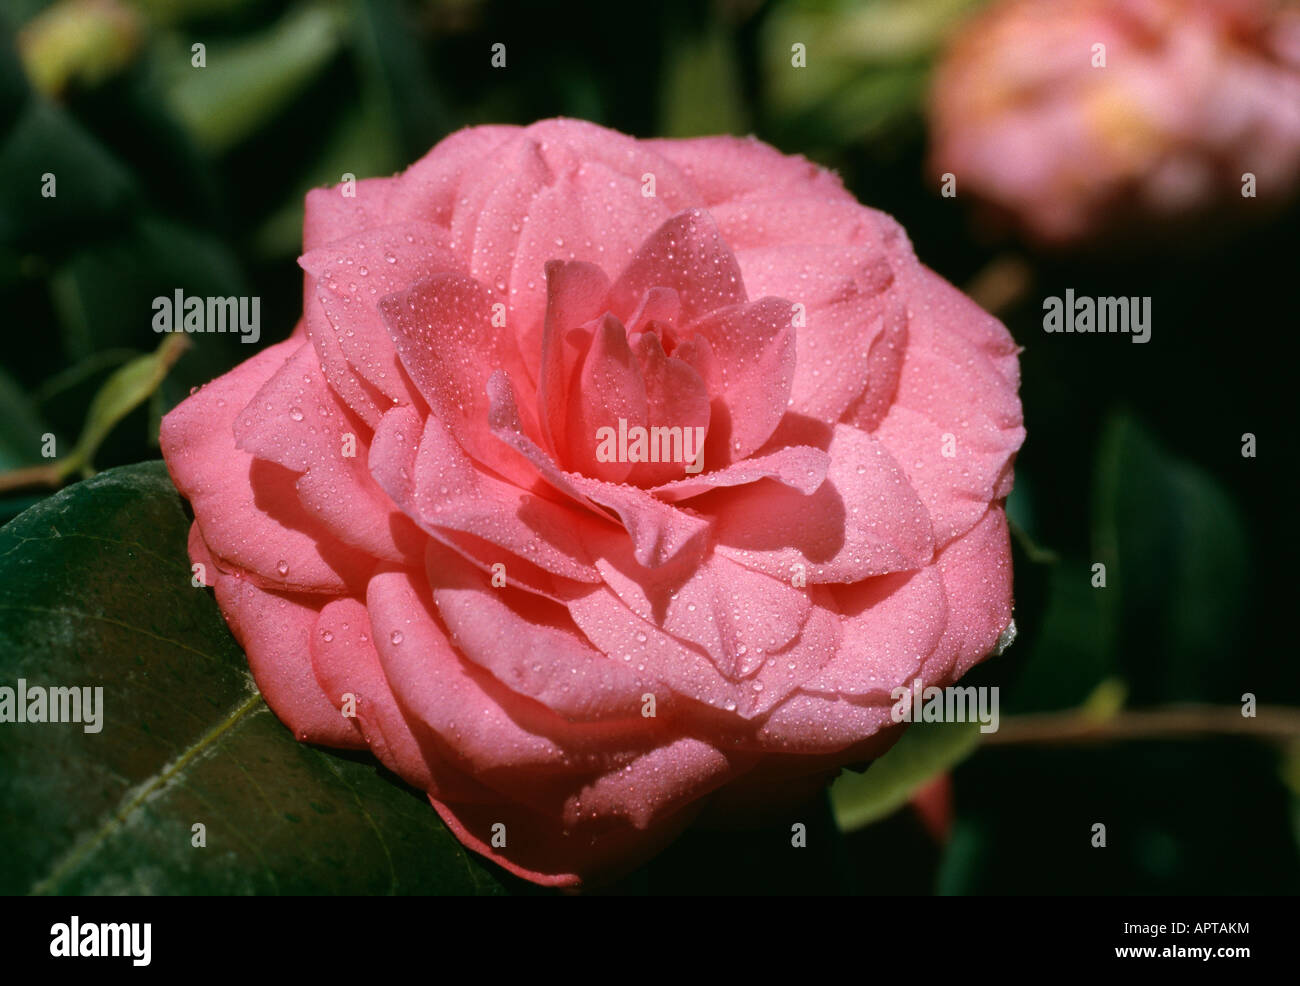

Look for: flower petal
[538,260,611,458]
[624,330,711,487]
[427,540,656,721]
[643,134,855,205]
[684,296,796,465]
[302,176,392,250]
[232,341,424,565]
[650,444,829,502]
[607,209,747,325]
[711,419,935,583]
[487,371,711,569]
[386,124,521,227]
[509,161,672,381]
[301,221,458,407]
[160,341,375,593]
[565,314,648,482]
[921,505,1015,682]
[380,272,537,486]
[311,595,497,803]
[368,405,602,585]
[367,569,660,776]
[871,264,1024,547]
[734,243,903,425]
[212,577,366,748]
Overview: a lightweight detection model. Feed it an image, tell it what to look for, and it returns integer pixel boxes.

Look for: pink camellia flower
[928,0,1300,244]
[160,119,1023,887]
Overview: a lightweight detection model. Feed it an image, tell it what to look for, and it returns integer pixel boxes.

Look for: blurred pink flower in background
[928,0,1300,245]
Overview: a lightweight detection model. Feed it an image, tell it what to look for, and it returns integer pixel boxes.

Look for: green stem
[985,704,1300,747]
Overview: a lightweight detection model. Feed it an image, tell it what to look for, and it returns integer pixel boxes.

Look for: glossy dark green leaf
[0,461,511,895]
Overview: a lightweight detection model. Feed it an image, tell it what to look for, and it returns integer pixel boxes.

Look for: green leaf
[1004,560,1111,712]
[659,28,749,138]
[253,0,448,259]
[31,347,136,406]
[131,0,264,25]
[252,102,401,259]
[161,3,345,153]
[49,211,247,360]
[830,719,981,832]
[0,365,55,471]
[1078,676,1127,722]
[349,0,450,156]
[63,333,188,476]
[0,367,59,523]
[0,96,137,245]
[1,333,186,489]
[16,0,144,96]
[1092,412,1250,702]
[760,0,974,143]
[0,462,511,894]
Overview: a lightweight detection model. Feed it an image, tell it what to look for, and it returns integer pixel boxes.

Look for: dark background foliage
[0,0,1296,894]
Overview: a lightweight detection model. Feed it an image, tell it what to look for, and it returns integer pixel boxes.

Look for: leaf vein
[28,693,266,894]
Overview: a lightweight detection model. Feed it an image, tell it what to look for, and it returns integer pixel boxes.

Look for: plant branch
[985,704,1300,747]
